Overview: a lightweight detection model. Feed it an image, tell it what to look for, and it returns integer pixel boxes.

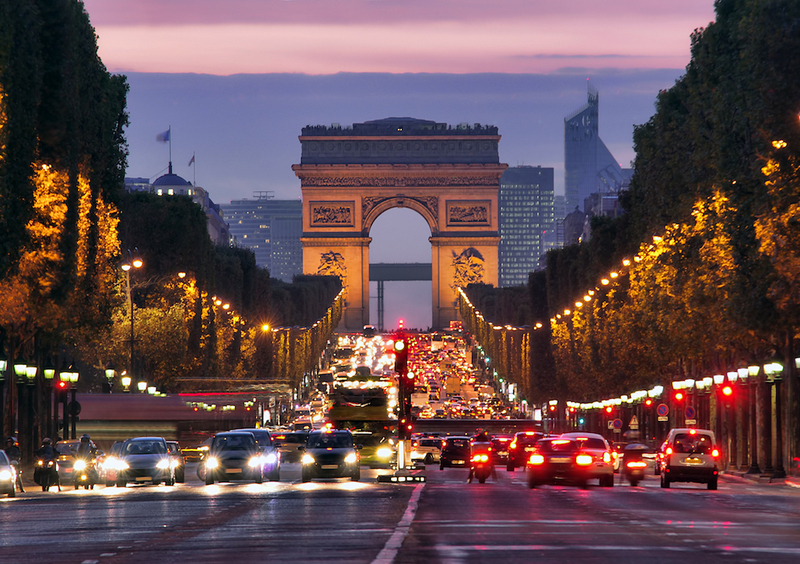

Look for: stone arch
[293,117,507,331]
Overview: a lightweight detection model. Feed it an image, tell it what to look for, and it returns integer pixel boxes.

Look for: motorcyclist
[35,438,61,491]
[467,429,496,483]
[4,437,24,492]
[76,434,95,460]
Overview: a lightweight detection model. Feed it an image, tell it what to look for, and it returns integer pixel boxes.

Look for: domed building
[125,163,231,246]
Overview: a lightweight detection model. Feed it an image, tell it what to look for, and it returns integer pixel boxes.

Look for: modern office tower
[499,166,554,286]
[221,193,303,282]
[564,84,631,215]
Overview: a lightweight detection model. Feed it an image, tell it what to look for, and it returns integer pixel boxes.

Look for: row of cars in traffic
[427,427,721,489]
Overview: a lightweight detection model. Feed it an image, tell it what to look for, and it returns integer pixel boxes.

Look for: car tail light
[712,449,719,458]
[471,454,489,463]
[602,452,611,464]
[576,454,593,466]
[529,454,545,465]
[626,461,647,468]
[552,439,570,445]
[666,447,673,455]
[509,441,517,450]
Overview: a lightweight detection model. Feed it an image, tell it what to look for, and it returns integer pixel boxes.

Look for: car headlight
[344,453,357,464]
[377,447,392,459]
[0,470,13,481]
[116,460,129,470]
[248,456,263,468]
[206,457,219,469]
[170,459,180,469]
[156,459,170,470]
[301,453,315,465]
[74,460,87,471]
[264,453,277,464]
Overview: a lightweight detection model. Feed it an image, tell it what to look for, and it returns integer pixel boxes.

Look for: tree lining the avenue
[463,0,800,411]
[0,0,342,412]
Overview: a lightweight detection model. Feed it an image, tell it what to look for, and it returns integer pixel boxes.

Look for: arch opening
[369,207,432,332]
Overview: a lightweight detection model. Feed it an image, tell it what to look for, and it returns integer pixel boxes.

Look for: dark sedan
[439,436,471,469]
[204,432,264,485]
[231,428,281,481]
[116,437,175,487]
[300,429,361,482]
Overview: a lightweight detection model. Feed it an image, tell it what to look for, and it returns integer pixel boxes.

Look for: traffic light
[393,335,408,375]
[56,380,68,392]
[722,386,733,397]
[674,391,684,402]
[644,398,653,407]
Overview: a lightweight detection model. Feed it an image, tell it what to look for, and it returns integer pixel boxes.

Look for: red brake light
[602,452,611,464]
[509,441,517,449]
[712,449,719,458]
[626,461,647,468]
[576,454,593,466]
[666,447,673,455]
[529,454,545,465]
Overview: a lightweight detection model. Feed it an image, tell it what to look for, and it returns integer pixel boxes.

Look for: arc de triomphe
[292,117,507,331]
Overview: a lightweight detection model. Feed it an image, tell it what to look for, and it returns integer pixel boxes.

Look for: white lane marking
[371,483,424,564]
[435,545,800,555]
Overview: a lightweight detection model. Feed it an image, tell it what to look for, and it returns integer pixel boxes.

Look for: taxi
[659,428,719,490]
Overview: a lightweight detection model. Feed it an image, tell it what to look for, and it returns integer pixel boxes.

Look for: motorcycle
[469,452,493,484]
[621,444,649,487]
[73,458,98,490]
[35,457,60,492]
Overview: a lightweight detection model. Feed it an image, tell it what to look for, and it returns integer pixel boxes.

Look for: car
[506,431,545,471]
[231,428,281,481]
[166,441,186,483]
[272,431,309,463]
[526,434,614,488]
[353,431,396,469]
[102,441,125,486]
[55,439,102,486]
[300,429,361,482]
[181,437,213,462]
[439,436,471,469]
[659,428,719,490]
[0,450,16,497]
[205,431,264,485]
[490,435,513,464]
[411,437,442,464]
[116,437,176,487]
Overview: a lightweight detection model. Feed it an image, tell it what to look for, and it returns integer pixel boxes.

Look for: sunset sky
[81,0,719,329]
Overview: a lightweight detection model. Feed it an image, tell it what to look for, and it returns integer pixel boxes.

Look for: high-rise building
[564,84,632,216]
[499,166,554,287]
[221,193,303,282]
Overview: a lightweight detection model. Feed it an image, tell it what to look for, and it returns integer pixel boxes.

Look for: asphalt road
[2,463,799,564]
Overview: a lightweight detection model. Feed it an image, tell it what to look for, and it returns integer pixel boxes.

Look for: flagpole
[169,125,172,169]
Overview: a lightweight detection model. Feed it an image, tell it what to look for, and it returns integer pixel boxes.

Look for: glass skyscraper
[221,194,303,282]
[564,85,630,215]
[499,166,554,287]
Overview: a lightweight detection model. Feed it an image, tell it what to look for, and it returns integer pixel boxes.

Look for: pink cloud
[85,1,717,75]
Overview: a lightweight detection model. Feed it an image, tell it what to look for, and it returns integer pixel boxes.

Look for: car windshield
[447,439,470,450]
[673,433,713,454]
[234,430,272,446]
[125,441,166,455]
[213,434,256,451]
[307,433,353,449]
[576,438,608,450]
[274,433,307,444]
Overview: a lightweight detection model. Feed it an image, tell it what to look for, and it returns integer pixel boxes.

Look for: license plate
[225,468,242,473]
[321,465,339,470]
[683,457,703,464]
[136,476,151,482]
[452,460,464,465]
[65,468,73,473]
[550,457,571,463]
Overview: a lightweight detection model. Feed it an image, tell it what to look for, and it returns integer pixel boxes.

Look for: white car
[411,437,442,464]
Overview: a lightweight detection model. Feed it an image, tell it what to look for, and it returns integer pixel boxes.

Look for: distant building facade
[124,164,230,246]
[499,166,554,286]
[564,85,632,217]
[221,193,303,282]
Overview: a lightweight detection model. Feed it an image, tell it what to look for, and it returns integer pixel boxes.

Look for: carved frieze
[446,200,491,226]
[310,201,355,226]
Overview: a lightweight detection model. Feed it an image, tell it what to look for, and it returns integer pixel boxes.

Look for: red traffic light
[722,386,733,396]
[645,398,653,407]
[605,406,613,414]
[674,392,684,401]
[56,381,68,390]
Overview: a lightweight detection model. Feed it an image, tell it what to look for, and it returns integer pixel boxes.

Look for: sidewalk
[723,469,800,488]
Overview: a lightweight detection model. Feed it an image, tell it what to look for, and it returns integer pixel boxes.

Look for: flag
[188,154,195,166]
[156,129,170,143]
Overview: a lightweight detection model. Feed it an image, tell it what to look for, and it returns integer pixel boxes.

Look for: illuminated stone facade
[293,118,506,330]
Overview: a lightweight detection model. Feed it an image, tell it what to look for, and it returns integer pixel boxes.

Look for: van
[660,428,719,490]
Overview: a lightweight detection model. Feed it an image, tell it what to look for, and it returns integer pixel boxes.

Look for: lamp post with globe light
[122,250,143,394]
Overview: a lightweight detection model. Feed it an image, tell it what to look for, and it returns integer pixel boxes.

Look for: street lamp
[137,380,147,393]
[121,372,132,392]
[122,249,144,395]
